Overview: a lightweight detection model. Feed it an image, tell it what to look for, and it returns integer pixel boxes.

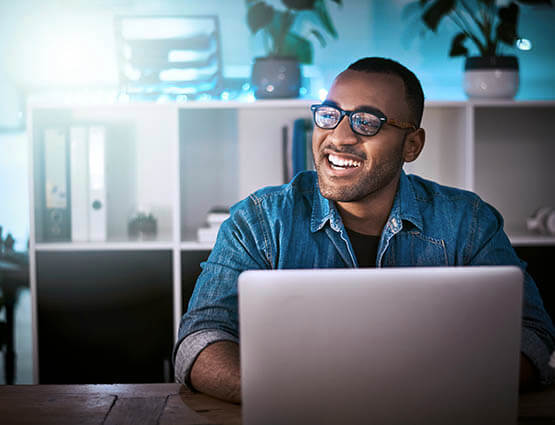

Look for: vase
[251,56,301,99]
[464,55,519,99]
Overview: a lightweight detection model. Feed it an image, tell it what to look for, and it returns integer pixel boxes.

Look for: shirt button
[391,218,398,227]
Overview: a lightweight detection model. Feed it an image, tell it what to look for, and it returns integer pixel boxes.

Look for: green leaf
[449,32,468,57]
[281,0,317,11]
[422,0,455,32]
[266,10,295,55]
[496,3,519,45]
[247,2,275,34]
[309,28,327,47]
[515,0,552,5]
[279,32,313,63]
[313,0,338,38]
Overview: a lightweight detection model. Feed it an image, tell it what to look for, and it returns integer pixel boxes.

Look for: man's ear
[403,128,425,163]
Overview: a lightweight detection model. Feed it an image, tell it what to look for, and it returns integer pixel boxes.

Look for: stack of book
[197,207,230,243]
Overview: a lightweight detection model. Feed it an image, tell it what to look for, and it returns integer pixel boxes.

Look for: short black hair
[347,57,425,127]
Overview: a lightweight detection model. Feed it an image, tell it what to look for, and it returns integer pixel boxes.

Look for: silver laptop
[238,266,523,425]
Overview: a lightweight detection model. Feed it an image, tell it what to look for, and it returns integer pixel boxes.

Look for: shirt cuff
[521,327,555,386]
[174,329,239,390]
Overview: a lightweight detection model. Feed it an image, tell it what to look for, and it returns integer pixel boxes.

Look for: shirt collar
[309,170,423,233]
[389,170,424,232]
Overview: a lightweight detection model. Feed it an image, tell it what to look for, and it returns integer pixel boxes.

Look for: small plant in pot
[412,0,552,99]
[246,0,342,99]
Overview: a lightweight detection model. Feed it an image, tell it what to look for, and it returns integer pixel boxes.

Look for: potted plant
[246,0,342,99]
[412,0,552,99]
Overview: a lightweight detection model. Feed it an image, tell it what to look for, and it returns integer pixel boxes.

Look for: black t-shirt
[345,228,380,268]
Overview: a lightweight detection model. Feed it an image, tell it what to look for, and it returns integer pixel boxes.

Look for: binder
[43,128,71,241]
[70,126,89,242]
[291,118,314,177]
[88,126,107,242]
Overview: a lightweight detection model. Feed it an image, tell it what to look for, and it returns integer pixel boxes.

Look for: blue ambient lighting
[516,38,532,51]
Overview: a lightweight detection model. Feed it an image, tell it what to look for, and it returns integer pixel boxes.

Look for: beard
[314,136,406,202]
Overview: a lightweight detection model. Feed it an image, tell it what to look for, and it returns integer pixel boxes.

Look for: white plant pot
[464,56,519,99]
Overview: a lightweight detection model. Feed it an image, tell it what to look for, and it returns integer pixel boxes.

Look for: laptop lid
[239,266,523,425]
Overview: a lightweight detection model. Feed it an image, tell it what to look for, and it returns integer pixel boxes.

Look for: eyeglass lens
[314,105,382,136]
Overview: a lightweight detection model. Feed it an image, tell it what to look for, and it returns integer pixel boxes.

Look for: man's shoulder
[407,173,481,205]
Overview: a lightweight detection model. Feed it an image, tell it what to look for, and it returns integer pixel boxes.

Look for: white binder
[88,126,107,241]
[69,126,89,242]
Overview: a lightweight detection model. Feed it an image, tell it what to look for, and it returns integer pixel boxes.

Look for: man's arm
[173,196,271,399]
[467,199,555,387]
[190,341,241,403]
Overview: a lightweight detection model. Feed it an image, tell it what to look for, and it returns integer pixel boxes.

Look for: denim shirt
[175,170,555,386]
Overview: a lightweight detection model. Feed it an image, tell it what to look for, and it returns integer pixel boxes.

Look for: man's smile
[327,153,362,169]
[319,148,367,177]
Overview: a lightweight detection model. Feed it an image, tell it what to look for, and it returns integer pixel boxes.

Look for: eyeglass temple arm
[388,119,418,130]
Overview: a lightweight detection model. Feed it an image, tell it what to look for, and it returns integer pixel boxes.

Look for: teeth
[328,153,361,168]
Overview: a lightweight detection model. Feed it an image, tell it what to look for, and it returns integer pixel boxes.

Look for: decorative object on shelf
[128,210,158,240]
[197,206,230,243]
[410,0,552,99]
[115,15,223,101]
[527,207,555,235]
[246,0,342,99]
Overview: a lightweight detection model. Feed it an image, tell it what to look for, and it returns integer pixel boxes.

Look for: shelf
[469,99,555,108]
[180,241,215,251]
[507,231,555,247]
[35,241,175,251]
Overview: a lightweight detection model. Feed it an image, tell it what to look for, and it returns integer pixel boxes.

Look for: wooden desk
[0,383,554,424]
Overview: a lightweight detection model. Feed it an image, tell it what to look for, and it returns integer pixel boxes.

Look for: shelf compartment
[474,105,555,234]
[31,105,178,244]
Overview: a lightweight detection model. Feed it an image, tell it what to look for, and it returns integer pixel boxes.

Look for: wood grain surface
[0,383,553,424]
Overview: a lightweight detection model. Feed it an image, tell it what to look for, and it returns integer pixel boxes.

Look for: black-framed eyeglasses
[311,103,417,137]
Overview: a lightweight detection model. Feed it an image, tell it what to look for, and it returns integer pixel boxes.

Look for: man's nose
[329,116,359,145]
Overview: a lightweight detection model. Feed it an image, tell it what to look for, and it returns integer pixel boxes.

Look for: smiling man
[174,57,555,403]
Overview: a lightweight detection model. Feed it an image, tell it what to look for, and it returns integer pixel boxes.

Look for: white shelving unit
[27,99,555,383]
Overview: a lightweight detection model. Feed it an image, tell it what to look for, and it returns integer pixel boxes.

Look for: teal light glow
[516,38,533,51]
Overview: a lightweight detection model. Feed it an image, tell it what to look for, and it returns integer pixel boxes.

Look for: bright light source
[299,87,308,96]
[168,50,205,63]
[319,89,328,101]
[124,64,141,81]
[159,65,218,82]
[516,38,532,51]
[220,91,230,101]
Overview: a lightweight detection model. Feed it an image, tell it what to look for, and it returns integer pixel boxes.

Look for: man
[174,57,555,403]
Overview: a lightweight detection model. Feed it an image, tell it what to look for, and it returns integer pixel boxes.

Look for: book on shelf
[197,206,230,243]
[282,118,313,183]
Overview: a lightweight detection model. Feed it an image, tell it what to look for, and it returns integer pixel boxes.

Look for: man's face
[312,70,413,202]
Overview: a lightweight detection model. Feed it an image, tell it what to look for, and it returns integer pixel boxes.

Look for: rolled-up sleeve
[174,329,239,389]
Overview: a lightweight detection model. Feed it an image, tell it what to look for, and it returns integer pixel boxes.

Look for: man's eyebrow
[322,100,339,108]
[323,100,385,114]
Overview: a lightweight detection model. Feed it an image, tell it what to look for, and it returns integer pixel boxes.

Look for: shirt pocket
[384,231,448,266]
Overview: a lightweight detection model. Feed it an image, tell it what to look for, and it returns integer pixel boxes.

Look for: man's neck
[335,173,401,237]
